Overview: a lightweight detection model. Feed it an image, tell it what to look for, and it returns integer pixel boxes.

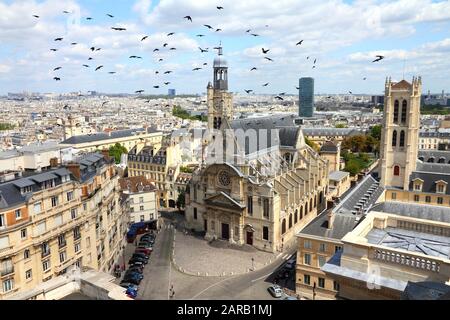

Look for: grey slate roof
[402,282,450,300]
[302,127,364,137]
[408,171,450,195]
[370,201,450,223]
[61,127,159,145]
[418,150,450,164]
[329,171,349,181]
[320,141,338,153]
[416,162,450,174]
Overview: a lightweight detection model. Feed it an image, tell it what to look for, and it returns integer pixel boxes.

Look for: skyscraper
[299,77,314,118]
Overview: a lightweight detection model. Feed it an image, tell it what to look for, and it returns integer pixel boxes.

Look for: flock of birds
[32,5,386,98]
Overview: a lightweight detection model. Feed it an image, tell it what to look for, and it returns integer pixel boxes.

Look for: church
[185,47,329,253]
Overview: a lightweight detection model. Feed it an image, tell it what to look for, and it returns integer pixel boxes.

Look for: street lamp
[251,257,254,271]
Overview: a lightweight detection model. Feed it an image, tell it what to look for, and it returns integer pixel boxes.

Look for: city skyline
[0,0,450,95]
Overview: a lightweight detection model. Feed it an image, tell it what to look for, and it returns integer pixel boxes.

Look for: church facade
[185,48,329,253]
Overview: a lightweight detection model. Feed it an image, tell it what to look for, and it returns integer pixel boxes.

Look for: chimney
[50,157,59,168]
[66,163,81,180]
[327,210,335,230]
[101,149,111,161]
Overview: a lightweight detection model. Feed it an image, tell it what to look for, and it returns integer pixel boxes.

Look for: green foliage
[172,106,207,122]
[176,189,186,210]
[305,137,320,152]
[421,105,450,115]
[180,166,194,174]
[108,143,128,164]
[369,125,382,141]
[335,123,348,128]
[0,123,14,131]
[342,151,374,176]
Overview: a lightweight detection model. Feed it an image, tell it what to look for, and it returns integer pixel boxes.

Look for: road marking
[251,273,272,283]
[190,275,238,300]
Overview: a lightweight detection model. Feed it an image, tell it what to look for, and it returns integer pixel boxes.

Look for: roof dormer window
[413,178,424,192]
[436,180,447,194]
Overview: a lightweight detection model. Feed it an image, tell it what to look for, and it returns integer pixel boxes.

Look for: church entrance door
[221,223,230,240]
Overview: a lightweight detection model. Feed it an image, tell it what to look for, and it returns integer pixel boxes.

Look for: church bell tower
[380,76,422,190]
[207,45,233,131]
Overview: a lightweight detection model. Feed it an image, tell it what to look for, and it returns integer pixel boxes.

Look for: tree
[335,123,348,128]
[344,160,361,176]
[108,143,128,164]
[176,189,186,211]
[369,125,382,141]
[0,123,14,131]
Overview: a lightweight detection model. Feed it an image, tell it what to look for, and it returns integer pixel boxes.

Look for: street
[120,210,298,300]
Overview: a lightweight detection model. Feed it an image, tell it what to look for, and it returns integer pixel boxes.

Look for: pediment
[204,192,246,210]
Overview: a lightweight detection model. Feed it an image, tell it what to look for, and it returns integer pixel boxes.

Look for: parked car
[124,271,144,280]
[135,247,152,255]
[132,252,149,260]
[120,282,139,291]
[267,285,283,298]
[138,242,153,249]
[141,234,155,240]
[129,257,148,265]
[128,260,145,267]
[128,266,144,274]
[139,239,155,246]
[121,276,141,286]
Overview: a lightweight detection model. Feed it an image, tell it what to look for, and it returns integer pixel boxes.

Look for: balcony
[41,250,51,258]
[1,266,14,277]
[74,233,81,241]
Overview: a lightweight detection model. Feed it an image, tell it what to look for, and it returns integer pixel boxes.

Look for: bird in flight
[312,66,316,69]
[296,40,304,46]
[246,29,251,33]
[250,67,257,71]
[215,29,222,32]
[307,56,310,60]
[54,37,63,41]
[314,58,317,64]
[217,6,224,10]
[90,47,96,51]
[363,77,367,80]
[199,47,208,53]
[135,90,145,94]
[63,10,70,14]
[109,72,117,74]
[141,36,148,41]
[95,65,104,71]
[153,48,160,52]
[262,83,269,87]
[275,96,284,101]
[82,64,90,68]
[193,68,202,71]
[349,91,353,94]
[164,71,173,74]
[86,17,93,20]
[245,90,253,94]
[295,86,300,90]
[163,43,169,47]
[102,101,109,107]
[96,48,101,51]
[264,57,274,62]
[53,77,61,81]
[184,16,192,22]
[50,49,58,52]
[155,71,159,74]
[88,57,93,60]
[71,42,77,45]
[279,93,286,96]
[111,27,126,31]
[262,48,270,54]
[250,33,259,37]
[164,82,171,85]
[33,15,39,18]
[203,63,208,66]
[372,55,385,63]
[53,67,62,71]
[129,56,142,59]
[196,34,205,37]
[158,59,164,62]
[106,14,114,18]
[169,47,176,51]
[153,86,160,89]
[167,32,175,36]
[204,24,213,29]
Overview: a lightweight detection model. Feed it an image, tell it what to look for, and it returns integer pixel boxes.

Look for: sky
[0,0,450,95]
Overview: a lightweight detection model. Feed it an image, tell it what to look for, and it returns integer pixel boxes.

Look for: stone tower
[207,45,233,131]
[380,76,422,190]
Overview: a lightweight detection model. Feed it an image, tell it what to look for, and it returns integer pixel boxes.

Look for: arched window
[294,210,298,224]
[305,203,308,215]
[314,196,317,208]
[419,157,424,162]
[400,130,405,147]
[394,165,400,176]
[300,207,303,219]
[309,199,313,212]
[428,157,435,163]
[289,214,293,229]
[319,191,323,205]
[401,100,407,123]
[393,100,399,123]
[392,130,397,147]
[282,219,286,234]
[438,157,445,164]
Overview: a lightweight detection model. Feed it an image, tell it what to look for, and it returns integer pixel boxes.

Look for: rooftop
[61,127,160,145]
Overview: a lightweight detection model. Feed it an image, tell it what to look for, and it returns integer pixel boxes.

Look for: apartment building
[0,152,127,299]
[119,176,158,224]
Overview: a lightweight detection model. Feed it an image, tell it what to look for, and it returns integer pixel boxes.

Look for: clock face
[218,170,231,187]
